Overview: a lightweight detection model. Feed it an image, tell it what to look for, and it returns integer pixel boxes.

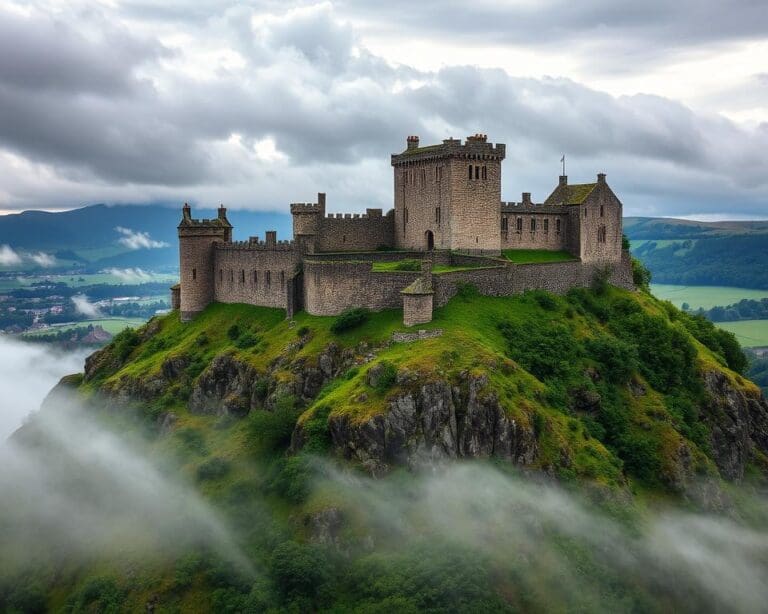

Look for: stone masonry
[176,134,632,324]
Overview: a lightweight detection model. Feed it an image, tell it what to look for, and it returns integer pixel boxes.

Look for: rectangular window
[516,217,522,232]
[219,269,223,282]
[600,205,604,217]
[556,218,561,233]
[501,217,508,231]
[531,218,536,232]
[253,270,258,284]
[435,207,441,224]
[544,219,549,233]
[584,208,588,218]
[482,165,487,180]
[192,268,197,281]
[229,270,234,283]
[266,271,271,287]
[468,165,473,180]
[240,270,245,284]
[475,165,480,180]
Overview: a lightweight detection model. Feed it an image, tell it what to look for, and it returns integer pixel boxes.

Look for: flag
[560,155,565,163]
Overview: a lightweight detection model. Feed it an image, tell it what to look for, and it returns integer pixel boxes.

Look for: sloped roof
[544,183,597,206]
[401,276,433,295]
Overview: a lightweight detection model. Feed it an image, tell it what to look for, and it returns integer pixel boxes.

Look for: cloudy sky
[0,0,767,219]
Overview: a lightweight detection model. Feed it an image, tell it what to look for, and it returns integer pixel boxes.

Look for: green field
[0,272,178,291]
[650,284,768,310]
[371,260,486,273]
[503,249,576,264]
[22,317,147,337]
[716,320,768,348]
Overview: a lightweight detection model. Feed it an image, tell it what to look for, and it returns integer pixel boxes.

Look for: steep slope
[4,286,768,612]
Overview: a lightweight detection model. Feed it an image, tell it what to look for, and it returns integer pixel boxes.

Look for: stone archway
[425,230,434,250]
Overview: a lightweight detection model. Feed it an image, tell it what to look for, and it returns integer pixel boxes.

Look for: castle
[173,134,633,325]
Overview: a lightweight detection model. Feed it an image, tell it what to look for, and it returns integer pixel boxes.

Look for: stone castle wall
[577,180,623,263]
[500,204,570,252]
[446,157,502,253]
[314,210,395,252]
[213,242,302,310]
[303,261,420,316]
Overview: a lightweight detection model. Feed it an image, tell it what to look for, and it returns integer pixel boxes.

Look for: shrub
[111,327,140,362]
[68,576,124,614]
[176,427,208,456]
[296,325,310,338]
[530,291,558,311]
[371,361,397,392]
[498,319,581,381]
[249,403,301,457]
[584,336,638,384]
[235,333,260,349]
[391,259,421,271]
[591,266,610,296]
[631,257,651,290]
[622,234,631,250]
[456,282,479,299]
[197,456,232,481]
[227,324,240,340]
[269,455,312,503]
[330,308,370,334]
[300,404,333,453]
[270,541,332,602]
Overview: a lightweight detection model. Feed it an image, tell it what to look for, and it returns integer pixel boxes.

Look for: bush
[456,282,479,299]
[270,541,333,602]
[330,308,370,334]
[530,290,558,311]
[269,455,312,503]
[498,319,581,381]
[235,333,260,349]
[68,576,124,614]
[296,325,310,338]
[227,324,240,340]
[631,257,651,290]
[249,401,301,457]
[584,336,638,384]
[591,266,610,296]
[111,327,140,362]
[176,427,208,456]
[197,456,232,481]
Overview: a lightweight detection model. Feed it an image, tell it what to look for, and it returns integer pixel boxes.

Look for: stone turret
[177,203,233,321]
[291,192,326,250]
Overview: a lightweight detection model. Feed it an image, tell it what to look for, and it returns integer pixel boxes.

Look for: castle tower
[177,203,232,321]
[391,134,505,254]
[290,192,325,252]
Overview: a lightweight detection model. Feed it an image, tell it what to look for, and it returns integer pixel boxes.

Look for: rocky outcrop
[702,370,768,480]
[324,375,537,475]
[189,353,258,416]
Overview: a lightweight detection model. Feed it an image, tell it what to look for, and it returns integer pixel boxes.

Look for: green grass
[716,320,768,348]
[503,249,577,264]
[371,260,489,274]
[650,284,768,310]
[22,317,147,336]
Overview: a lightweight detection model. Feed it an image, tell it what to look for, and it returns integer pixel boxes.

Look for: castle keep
[174,135,632,324]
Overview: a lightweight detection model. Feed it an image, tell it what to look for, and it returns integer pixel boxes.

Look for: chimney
[522,192,531,205]
[597,173,606,184]
[406,135,420,150]
[317,192,326,215]
[559,175,568,187]
[217,204,227,220]
[182,202,191,220]
[265,230,277,246]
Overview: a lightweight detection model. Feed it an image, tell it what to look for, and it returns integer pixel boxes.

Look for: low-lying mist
[0,335,88,440]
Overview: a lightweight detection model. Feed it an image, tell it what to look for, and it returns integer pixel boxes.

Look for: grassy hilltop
[3,283,768,612]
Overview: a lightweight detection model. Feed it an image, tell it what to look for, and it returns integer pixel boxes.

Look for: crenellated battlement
[391,134,506,166]
[215,239,297,251]
[325,208,384,220]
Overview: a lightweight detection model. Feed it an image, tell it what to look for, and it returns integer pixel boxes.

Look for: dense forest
[690,298,768,322]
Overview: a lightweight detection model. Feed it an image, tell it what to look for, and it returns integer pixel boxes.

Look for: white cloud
[0,244,21,265]
[103,267,154,282]
[29,251,56,267]
[71,294,101,317]
[115,226,170,250]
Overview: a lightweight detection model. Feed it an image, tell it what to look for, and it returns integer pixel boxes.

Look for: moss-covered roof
[398,144,445,157]
[401,277,433,295]
[544,182,597,206]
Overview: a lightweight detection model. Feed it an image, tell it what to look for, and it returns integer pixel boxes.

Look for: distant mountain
[625,217,768,289]
[0,204,292,271]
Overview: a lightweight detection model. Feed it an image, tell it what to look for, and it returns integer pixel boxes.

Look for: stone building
[176,135,632,324]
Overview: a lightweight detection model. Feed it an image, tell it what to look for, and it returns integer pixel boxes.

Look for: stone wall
[314,210,395,252]
[447,156,502,253]
[500,205,570,252]
[403,292,434,327]
[431,253,634,307]
[178,232,228,321]
[303,260,419,316]
[213,243,302,310]
[304,250,424,263]
[576,178,623,263]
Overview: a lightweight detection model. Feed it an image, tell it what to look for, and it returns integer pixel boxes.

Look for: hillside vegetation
[3,285,768,612]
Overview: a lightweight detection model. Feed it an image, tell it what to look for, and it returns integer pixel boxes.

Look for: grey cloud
[0,1,766,218]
